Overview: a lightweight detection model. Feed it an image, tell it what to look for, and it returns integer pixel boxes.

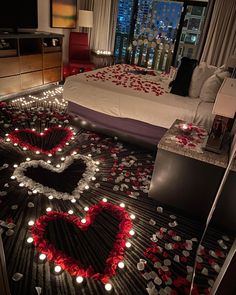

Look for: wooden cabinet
[0,33,63,96]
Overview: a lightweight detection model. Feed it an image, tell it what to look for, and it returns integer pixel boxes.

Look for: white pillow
[189,62,217,98]
[199,71,230,102]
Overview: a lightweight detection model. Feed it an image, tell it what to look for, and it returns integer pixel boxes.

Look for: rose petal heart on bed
[13,154,97,200]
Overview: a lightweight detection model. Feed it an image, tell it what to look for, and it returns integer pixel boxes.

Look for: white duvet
[63,64,214,131]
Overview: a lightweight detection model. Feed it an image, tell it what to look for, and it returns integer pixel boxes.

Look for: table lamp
[205,77,236,153]
[78,10,93,29]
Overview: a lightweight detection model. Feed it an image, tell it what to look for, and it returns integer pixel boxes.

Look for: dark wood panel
[43,67,62,84]
[0,57,20,78]
[0,75,21,95]
[21,71,43,89]
[149,149,236,233]
[20,54,43,73]
[43,52,62,69]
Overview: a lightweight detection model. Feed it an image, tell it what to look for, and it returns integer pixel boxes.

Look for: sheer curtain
[200,0,236,66]
[78,0,118,54]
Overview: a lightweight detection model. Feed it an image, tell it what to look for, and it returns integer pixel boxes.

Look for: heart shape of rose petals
[13,154,97,200]
[8,127,73,155]
[31,202,132,284]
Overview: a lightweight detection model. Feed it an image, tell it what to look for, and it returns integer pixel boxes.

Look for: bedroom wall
[37,0,71,64]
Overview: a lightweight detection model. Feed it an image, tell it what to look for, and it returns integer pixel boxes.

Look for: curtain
[91,0,118,54]
[78,0,118,54]
[200,0,236,66]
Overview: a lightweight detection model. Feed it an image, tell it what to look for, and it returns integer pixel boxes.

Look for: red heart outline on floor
[31,201,132,284]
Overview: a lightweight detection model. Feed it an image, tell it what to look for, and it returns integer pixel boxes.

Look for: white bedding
[63,64,214,131]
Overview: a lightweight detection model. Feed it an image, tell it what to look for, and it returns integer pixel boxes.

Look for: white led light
[11,176,16,180]
[96,161,100,165]
[28,220,34,226]
[13,164,18,168]
[84,207,89,211]
[71,199,76,203]
[47,160,51,164]
[36,151,40,155]
[118,261,125,269]
[56,164,60,168]
[96,168,99,172]
[126,241,131,248]
[14,143,18,146]
[5,133,8,136]
[54,266,62,273]
[68,210,73,215]
[15,128,19,131]
[85,185,89,190]
[46,207,52,212]
[6,138,10,142]
[105,283,112,291]
[92,177,96,181]
[48,153,52,157]
[23,147,28,151]
[40,133,44,136]
[129,229,135,236]
[48,195,53,200]
[72,151,77,155]
[33,189,38,194]
[66,142,69,146]
[61,157,65,161]
[88,154,92,157]
[81,218,86,224]
[19,182,24,187]
[39,253,46,261]
[120,203,125,208]
[130,214,136,220]
[102,198,107,203]
[26,158,31,161]
[76,276,84,284]
[27,237,33,243]
[32,128,36,131]
[58,148,62,152]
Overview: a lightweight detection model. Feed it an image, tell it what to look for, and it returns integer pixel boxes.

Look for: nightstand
[149,119,236,233]
[91,52,114,68]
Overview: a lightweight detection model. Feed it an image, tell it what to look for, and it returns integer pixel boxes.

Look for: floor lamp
[77,9,93,41]
[190,83,236,294]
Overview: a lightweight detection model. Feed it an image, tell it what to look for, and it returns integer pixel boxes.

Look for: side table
[149,119,236,234]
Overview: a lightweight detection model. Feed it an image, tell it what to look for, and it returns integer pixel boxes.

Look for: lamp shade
[212,77,236,118]
[78,10,93,28]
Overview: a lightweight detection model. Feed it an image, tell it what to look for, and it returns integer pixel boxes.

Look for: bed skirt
[67,101,167,147]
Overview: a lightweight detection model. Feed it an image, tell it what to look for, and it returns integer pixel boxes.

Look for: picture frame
[51,0,77,29]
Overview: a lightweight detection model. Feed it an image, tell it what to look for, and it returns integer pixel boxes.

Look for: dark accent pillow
[170,57,198,96]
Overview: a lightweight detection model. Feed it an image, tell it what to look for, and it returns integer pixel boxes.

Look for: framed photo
[51,0,77,28]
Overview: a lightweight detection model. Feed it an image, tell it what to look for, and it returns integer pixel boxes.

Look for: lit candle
[129,229,135,236]
[81,218,86,224]
[27,237,33,243]
[28,220,34,226]
[76,276,84,284]
[102,198,107,203]
[71,199,76,203]
[39,254,46,261]
[105,283,112,291]
[118,261,125,269]
[120,203,125,208]
[48,195,53,200]
[46,207,52,212]
[84,207,89,211]
[130,214,136,220]
[68,210,73,215]
[54,265,62,273]
[126,241,131,248]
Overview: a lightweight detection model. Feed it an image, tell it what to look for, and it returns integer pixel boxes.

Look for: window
[114,0,208,70]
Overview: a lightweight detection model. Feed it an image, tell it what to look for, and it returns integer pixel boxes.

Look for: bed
[63,64,214,145]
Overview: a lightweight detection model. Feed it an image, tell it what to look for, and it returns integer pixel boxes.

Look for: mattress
[63,64,214,131]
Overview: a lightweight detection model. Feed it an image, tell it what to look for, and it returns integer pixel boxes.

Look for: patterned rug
[0,87,233,295]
